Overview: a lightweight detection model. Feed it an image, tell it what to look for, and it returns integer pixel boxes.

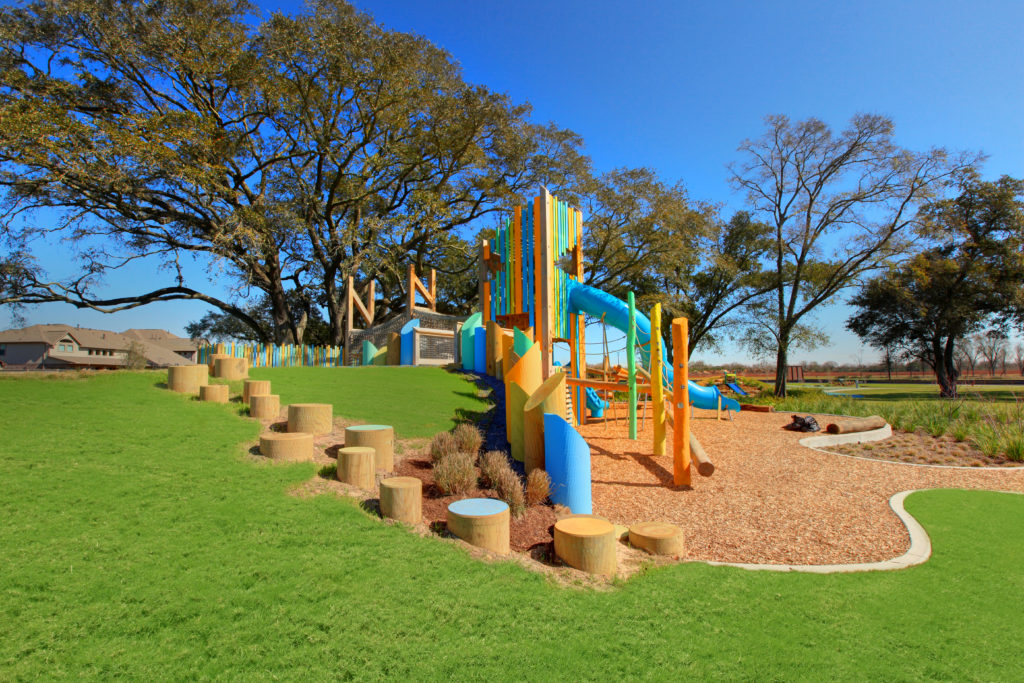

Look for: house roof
[0,324,196,367]
[122,328,197,352]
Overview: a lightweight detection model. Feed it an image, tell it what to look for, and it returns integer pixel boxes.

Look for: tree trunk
[773,333,790,398]
[935,337,958,399]
[267,280,297,345]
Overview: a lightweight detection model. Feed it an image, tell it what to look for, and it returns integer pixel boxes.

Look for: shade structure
[399,319,420,366]
[523,372,567,474]
[460,312,482,371]
[543,413,592,514]
[473,327,486,374]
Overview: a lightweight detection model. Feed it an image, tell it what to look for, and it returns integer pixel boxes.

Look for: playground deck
[579,406,1024,566]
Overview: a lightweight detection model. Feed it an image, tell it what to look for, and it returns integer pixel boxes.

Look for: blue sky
[11,0,1024,365]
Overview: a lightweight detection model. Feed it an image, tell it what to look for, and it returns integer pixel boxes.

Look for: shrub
[525,469,551,506]
[433,451,476,495]
[479,450,510,489]
[492,466,526,518]
[1002,434,1024,462]
[452,423,483,457]
[428,432,459,463]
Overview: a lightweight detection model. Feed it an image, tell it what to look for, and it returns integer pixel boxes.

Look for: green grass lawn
[243,366,490,440]
[822,383,1024,403]
[2,371,1023,678]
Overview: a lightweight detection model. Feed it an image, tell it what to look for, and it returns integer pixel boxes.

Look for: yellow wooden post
[672,318,691,486]
[651,304,666,456]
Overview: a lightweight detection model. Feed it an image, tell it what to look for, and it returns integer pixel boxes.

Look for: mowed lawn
[246,366,489,439]
[1,371,1023,678]
[822,382,1024,402]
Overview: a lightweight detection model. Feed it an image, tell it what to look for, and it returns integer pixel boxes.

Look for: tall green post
[627,291,637,440]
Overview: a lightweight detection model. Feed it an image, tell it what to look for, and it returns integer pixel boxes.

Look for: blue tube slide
[585,387,608,418]
[564,280,741,413]
[543,413,592,514]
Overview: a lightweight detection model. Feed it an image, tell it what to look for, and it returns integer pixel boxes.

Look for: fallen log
[826,415,887,434]
[689,433,714,477]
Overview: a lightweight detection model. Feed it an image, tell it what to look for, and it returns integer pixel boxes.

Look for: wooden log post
[199,384,229,403]
[689,432,715,477]
[344,425,395,472]
[250,394,281,420]
[446,498,510,555]
[167,365,203,393]
[259,432,314,461]
[826,415,887,434]
[671,318,691,487]
[337,446,376,489]
[379,476,422,524]
[650,303,666,456]
[553,516,617,575]
[386,332,401,366]
[628,521,685,556]
[242,379,271,404]
[287,403,333,435]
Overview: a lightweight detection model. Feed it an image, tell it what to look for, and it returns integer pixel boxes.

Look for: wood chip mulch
[579,406,1024,566]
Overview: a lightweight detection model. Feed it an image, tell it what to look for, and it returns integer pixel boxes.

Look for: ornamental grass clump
[429,431,459,463]
[452,423,483,457]
[525,469,551,506]
[433,451,476,495]
[479,450,510,489]
[492,466,526,518]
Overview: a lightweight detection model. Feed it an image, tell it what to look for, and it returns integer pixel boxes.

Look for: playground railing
[198,342,345,368]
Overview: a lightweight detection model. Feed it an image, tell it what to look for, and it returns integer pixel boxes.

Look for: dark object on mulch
[783,414,821,432]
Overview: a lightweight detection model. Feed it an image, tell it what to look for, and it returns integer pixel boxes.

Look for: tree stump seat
[553,516,617,575]
[288,403,333,435]
[214,357,248,381]
[168,365,204,393]
[242,380,271,404]
[344,425,394,471]
[337,446,376,490]
[199,384,229,403]
[259,432,314,462]
[628,521,685,556]
[446,498,510,555]
[379,477,422,524]
[249,394,280,420]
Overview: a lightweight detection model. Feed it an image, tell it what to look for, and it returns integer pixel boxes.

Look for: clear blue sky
[12,0,1024,365]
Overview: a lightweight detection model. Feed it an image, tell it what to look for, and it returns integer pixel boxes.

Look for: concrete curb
[703,490,931,574]
[799,424,893,448]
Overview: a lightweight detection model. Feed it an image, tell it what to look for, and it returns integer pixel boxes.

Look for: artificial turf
[1,370,1022,678]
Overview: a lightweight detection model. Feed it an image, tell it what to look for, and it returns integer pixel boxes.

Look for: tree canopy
[847,173,1024,397]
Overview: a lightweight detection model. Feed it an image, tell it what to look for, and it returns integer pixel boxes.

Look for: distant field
[813,383,1024,403]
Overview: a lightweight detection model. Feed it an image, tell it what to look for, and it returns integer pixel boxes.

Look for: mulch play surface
[579,403,1024,566]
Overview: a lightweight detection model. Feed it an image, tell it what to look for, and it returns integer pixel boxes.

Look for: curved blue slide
[585,387,608,418]
[565,279,741,412]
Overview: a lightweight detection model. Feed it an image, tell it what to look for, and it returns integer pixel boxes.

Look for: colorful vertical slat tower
[480,188,587,424]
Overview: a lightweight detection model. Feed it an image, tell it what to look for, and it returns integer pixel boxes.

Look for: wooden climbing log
[740,403,773,413]
[199,384,229,403]
[689,433,715,477]
[553,516,617,575]
[167,365,203,393]
[214,356,248,381]
[628,521,685,556]
[344,425,394,472]
[337,446,376,490]
[242,379,271,404]
[249,394,280,420]
[827,415,887,434]
[386,332,401,366]
[259,432,314,461]
[288,403,333,435]
[379,476,422,524]
[446,498,510,555]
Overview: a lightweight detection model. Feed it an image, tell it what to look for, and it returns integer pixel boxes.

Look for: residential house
[0,324,198,370]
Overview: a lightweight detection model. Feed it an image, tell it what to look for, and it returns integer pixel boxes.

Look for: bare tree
[978,330,1008,377]
[1015,343,1024,376]
[730,113,977,396]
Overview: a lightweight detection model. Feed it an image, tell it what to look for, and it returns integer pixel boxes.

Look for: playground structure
[456,188,742,509]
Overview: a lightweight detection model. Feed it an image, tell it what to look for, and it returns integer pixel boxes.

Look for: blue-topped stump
[344,424,394,472]
[446,498,510,555]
